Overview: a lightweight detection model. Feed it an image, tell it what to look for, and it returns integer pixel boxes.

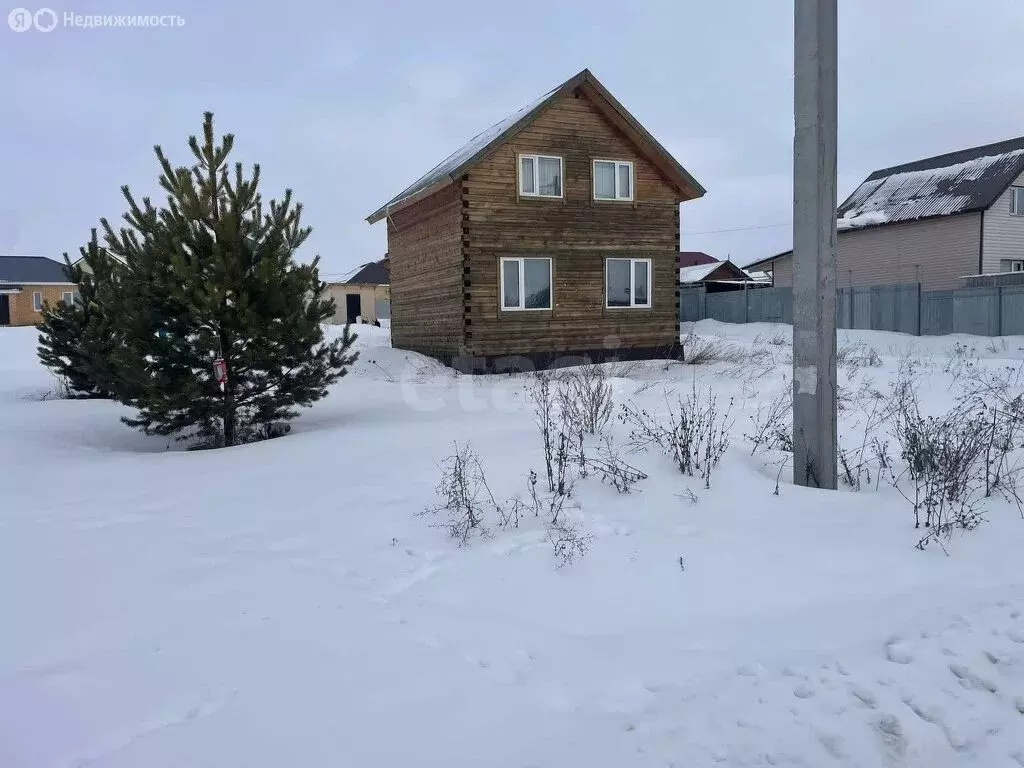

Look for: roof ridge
[366,68,704,224]
[870,135,1024,178]
[0,254,60,260]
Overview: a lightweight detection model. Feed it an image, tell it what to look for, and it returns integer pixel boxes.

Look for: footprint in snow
[885,636,914,665]
[848,684,878,709]
[815,729,847,760]
[735,663,762,677]
[949,663,998,694]
[873,714,907,760]
[793,684,815,699]
[901,694,938,724]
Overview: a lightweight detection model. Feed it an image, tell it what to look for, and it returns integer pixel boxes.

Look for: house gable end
[366,69,704,224]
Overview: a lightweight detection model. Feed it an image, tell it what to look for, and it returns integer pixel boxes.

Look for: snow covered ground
[2,320,1024,767]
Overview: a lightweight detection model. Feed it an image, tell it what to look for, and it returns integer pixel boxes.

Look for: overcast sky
[3,0,1024,277]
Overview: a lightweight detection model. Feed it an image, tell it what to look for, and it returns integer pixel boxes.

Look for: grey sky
[3,0,1024,277]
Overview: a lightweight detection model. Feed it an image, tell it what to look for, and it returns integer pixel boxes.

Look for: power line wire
[683,222,791,236]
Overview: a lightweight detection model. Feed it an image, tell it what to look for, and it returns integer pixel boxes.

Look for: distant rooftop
[679,260,752,284]
[837,135,1024,230]
[339,258,390,286]
[677,251,717,268]
[0,255,73,284]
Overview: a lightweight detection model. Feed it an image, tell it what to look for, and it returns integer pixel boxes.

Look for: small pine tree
[37,230,121,398]
[102,112,357,446]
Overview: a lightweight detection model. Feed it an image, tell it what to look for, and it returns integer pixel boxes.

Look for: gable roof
[343,258,390,285]
[0,255,73,284]
[677,251,718,268]
[366,69,705,224]
[741,249,793,272]
[837,135,1024,230]
[679,259,751,284]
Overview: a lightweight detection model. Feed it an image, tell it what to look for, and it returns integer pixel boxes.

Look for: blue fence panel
[1000,286,1024,336]
[920,291,954,336]
[676,280,1024,338]
[705,291,746,324]
[837,289,851,329]
[678,287,706,323]
[867,284,919,334]
[953,287,1000,336]
[851,288,871,329]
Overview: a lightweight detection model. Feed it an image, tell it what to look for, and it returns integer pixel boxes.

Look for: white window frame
[62,291,75,307]
[499,256,553,311]
[517,154,564,199]
[1011,186,1024,216]
[592,159,634,201]
[1002,259,1024,273]
[32,291,42,311]
[605,257,652,309]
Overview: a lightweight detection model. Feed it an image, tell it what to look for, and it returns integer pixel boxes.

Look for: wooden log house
[366,68,706,371]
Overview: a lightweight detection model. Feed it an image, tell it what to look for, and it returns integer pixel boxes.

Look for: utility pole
[792,0,838,489]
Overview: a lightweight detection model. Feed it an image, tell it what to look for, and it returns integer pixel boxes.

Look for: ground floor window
[500,257,552,310]
[606,258,651,308]
[32,291,42,311]
[62,291,77,307]
[1000,259,1024,273]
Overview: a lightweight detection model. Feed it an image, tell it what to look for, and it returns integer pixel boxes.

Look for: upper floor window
[32,291,42,311]
[593,160,633,201]
[1011,186,1024,216]
[518,154,563,198]
[606,257,651,308]
[500,257,552,310]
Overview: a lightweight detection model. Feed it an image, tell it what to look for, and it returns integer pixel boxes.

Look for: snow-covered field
[2,320,1024,768]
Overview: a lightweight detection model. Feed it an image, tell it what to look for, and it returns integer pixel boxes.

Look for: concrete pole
[792,0,838,489]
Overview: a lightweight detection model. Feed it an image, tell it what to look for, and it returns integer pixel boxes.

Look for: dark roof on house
[743,136,1024,272]
[677,251,717,268]
[343,258,390,285]
[366,68,706,224]
[0,255,72,284]
[837,135,1024,230]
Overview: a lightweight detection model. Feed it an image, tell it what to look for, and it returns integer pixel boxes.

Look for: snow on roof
[837,137,1024,229]
[370,86,559,218]
[366,69,706,224]
[679,263,721,283]
[836,210,889,230]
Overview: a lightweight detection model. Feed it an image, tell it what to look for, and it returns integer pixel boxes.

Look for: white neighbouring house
[747,136,1024,291]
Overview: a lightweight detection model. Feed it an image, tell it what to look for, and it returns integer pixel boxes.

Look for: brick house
[0,256,77,327]
[366,68,705,371]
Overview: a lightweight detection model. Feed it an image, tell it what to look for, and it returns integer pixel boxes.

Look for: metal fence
[679,283,1024,337]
